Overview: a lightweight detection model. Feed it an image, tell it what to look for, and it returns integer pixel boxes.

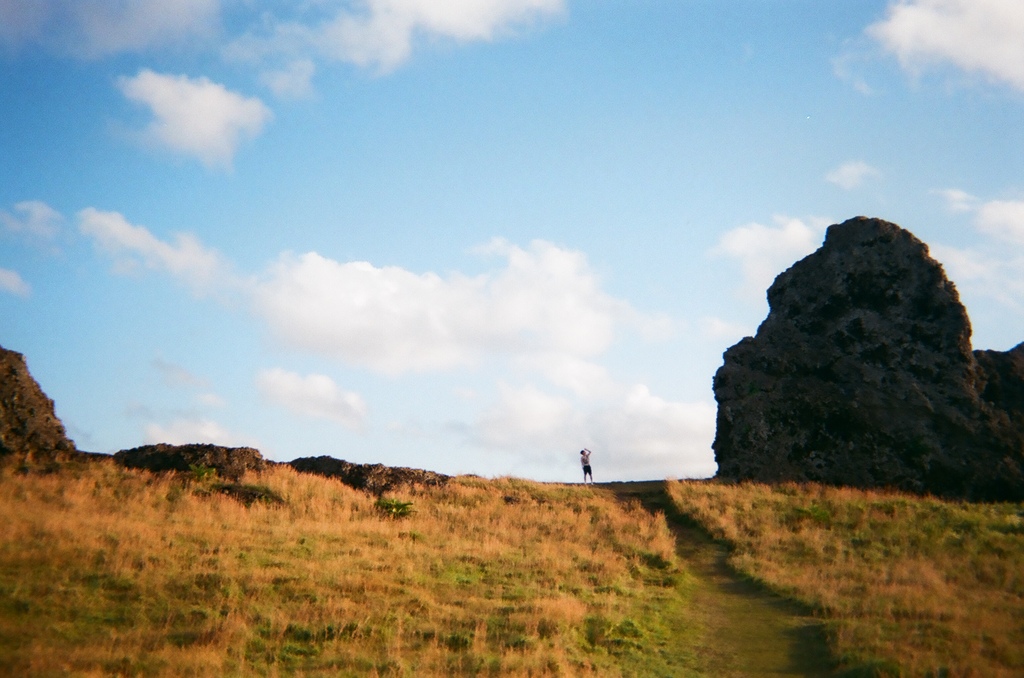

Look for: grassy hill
[0,460,1021,676]
[0,461,696,676]
[667,480,1024,677]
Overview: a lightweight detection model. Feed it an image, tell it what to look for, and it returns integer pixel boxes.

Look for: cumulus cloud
[930,189,1024,309]
[0,200,63,241]
[470,381,716,480]
[936,188,980,213]
[825,161,880,190]
[520,354,618,399]
[254,239,637,374]
[227,0,565,73]
[79,216,707,474]
[699,316,753,342]
[0,0,220,57]
[118,70,272,168]
[710,216,826,303]
[78,207,228,294]
[474,382,577,451]
[323,0,565,71]
[144,417,253,447]
[260,59,316,99]
[589,386,717,480]
[868,0,1024,92]
[257,368,367,431]
[197,393,226,408]
[933,243,1024,310]
[976,200,1024,245]
[79,214,652,374]
[831,52,877,96]
[0,267,30,297]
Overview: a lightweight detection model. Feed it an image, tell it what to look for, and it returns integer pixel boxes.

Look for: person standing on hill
[580,448,593,484]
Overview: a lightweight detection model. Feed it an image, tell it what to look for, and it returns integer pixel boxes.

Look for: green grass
[0,462,699,676]
[3,460,1020,676]
[667,479,1024,677]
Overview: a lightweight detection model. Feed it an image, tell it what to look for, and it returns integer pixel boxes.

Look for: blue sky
[2,1,1022,482]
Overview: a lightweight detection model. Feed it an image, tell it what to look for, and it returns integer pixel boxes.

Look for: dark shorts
[583,465,592,475]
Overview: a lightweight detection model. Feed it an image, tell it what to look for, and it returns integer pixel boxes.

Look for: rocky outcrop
[114,443,266,482]
[288,456,450,495]
[0,345,77,467]
[713,217,1024,501]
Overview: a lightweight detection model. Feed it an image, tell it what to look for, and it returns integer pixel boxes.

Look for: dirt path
[601,481,835,677]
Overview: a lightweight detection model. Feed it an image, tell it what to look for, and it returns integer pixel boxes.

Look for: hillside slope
[0,462,699,676]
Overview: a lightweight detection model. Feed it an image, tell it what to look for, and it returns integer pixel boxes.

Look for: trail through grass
[665,479,1024,677]
[602,482,834,677]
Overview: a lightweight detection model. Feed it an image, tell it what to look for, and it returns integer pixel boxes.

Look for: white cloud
[257,368,367,431]
[260,59,316,99]
[78,213,715,479]
[932,243,1024,310]
[0,200,63,241]
[831,52,877,96]
[825,161,880,190]
[0,2,49,49]
[253,239,637,374]
[227,0,565,73]
[930,189,1024,309]
[710,216,826,303]
[80,215,656,375]
[589,386,717,480]
[699,316,753,342]
[0,0,220,57]
[976,200,1024,244]
[0,267,30,297]
[474,382,577,451]
[936,188,979,213]
[933,189,1024,244]
[78,207,227,293]
[470,381,717,481]
[868,0,1024,92]
[118,70,272,168]
[521,354,618,399]
[144,417,253,447]
[323,0,565,71]
[197,393,226,408]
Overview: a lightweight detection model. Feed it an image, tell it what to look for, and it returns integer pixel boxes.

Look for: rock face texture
[713,217,1024,501]
[0,345,77,467]
[289,456,450,495]
[114,443,266,482]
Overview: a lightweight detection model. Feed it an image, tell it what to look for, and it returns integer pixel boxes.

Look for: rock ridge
[287,456,451,495]
[713,216,1024,501]
[0,345,77,468]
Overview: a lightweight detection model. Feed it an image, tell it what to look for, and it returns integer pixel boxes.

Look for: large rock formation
[288,456,450,495]
[713,217,1024,501]
[115,443,266,482]
[0,345,78,467]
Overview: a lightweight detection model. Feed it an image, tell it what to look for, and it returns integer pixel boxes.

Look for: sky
[2,1,1023,483]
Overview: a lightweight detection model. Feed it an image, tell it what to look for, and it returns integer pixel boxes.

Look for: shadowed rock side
[0,345,77,467]
[114,443,266,482]
[713,217,1024,501]
[288,455,451,495]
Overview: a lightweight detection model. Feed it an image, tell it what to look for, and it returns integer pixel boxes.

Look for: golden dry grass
[666,479,1024,677]
[0,461,697,677]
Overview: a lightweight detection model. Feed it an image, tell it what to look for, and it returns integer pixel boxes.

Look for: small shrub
[189,464,217,483]
[375,497,414,519]
[213,482,285,507]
